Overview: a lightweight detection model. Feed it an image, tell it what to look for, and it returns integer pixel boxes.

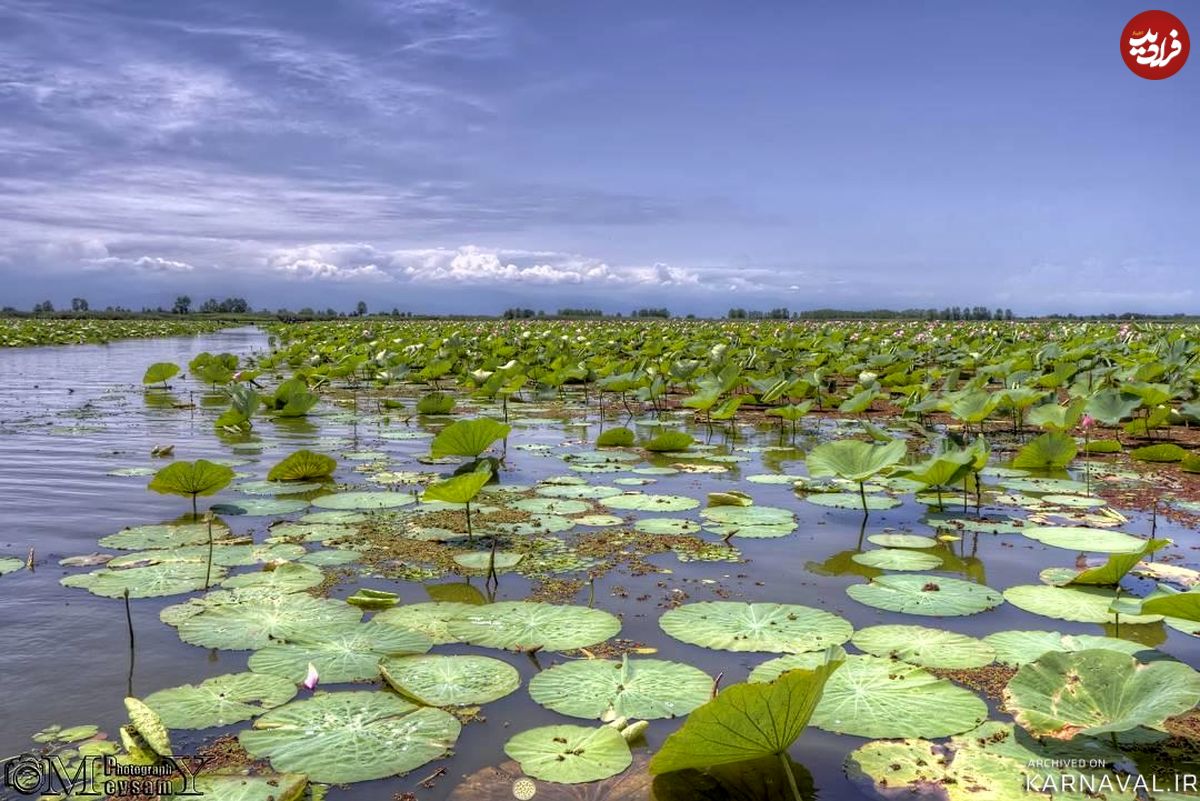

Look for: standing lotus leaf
[659,601,853,653]
[380,654,521,706]
[505,724,632,784]
[148,459,235,513]
[248,621,431,683]
[447,601,620,652]
[144,672,297,729]
[268,450,337,481]
[1003,649,1200,739]
[240,691,461,784]
[528,656,712,720]
[430,418,512,458]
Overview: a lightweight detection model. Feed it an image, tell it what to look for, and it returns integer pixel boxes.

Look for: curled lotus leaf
[144,672,297,729]
[380,654,521,706]
[430,418,512,458]
[1003,649,1200,738]
[447,601,621,652]
[659,601,853,653]
[240,691,461,784]
[851,624,995,669]
[148,459,235,498]
[267,450,337,481]
[504,724,632,784]
[124,697,171,756]
[528,656,712,720]
[847,575,1003,617]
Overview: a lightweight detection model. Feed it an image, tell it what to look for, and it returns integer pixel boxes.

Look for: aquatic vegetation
[0,317,230,347]
[505,724,632,783]
[147,459,235,515]
[528,656,712,720]
[141,361,180,387]
[267,449,337,480]
[380,654,521,706]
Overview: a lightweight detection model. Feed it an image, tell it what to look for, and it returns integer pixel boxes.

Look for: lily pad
[505,725,632,784]
[851,625,995,668]
[373,602,476,645]
[513,497,592,515]
[99,523,228,551]
[312,491,416,510]
[380,654,521,706]
[528,656,712,720]
[634,518,701,535]
[447,602,621,651]
[600,493,700,512]
[144,672,297,729]
[805,492,902,510]
[249,621,432,683]
[659,601,853,653]
[0,557,26,576]
[222,562,324,592]
[211,498,310,517]
[983,630,1162,666]
[1004,649,1200,738]
[453,551,525,572]
[699,505,797,538]
[847,575,1003,617]
[1020,526,1146,553]
[851,549,943,571]
[174,593,363,650]
[866,533,938,549]
[62,562,227,598]
[240,691,461,784]
[1001,585,1162,625]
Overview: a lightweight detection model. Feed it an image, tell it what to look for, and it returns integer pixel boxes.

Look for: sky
[0,0,1195,316]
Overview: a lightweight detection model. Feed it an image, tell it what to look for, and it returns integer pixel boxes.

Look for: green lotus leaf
[1129,443,1189,463]
[659,601,853,653]
[373,601,476,644]
[249,620,431,683]
[536,483,622,500]
[144,672,297,729]
[1085,389,1142,425]
[210,498,310,516]
[866,533,938,548]
[1083,438,1123,454]
[634,518,701,535]
[423,468,492,505]
[62,561,226,598]
[753,654,986,738]
[513,497,591,515]
[453,551,524,572]
[528,656,712,720]
[346,587,399,609]
[108,542,306,569]
[0,557,25,576]
[173,593,363,650]
[268,450,337,481]
[222,562,325,592]
[240,691,461,784]
[805,438,906,483]
[1012,432,1076,469]
[313,490,417,510]
[425,583,487,605]
[851,624,995,668]
[649,652,841,774]
[847,575,1002,616]
[850,549,943,571]
[1020,525,1146,553]
[1004,649,1200,738]
[1002,585,1162,624]
[148,459,235,499]
[447,601,621,651]
[124,696,172,756]
[142,362,180,385]
[238,479,324,495]
[380,654,521,706]
[706,490,753,507]
[189,773,308,801]
[416,392,457,415]
[1045,539,1170,586]
[1141,590,1200,623]
[505,724,632,784]
[983,630,1163,666]
[699,505,796,539]
[644,431,694,452]
[430,417,511,458]
[805,492,902,510]
[600,493,700,512]
[1026,398,1086,432]
[596,427,635,447]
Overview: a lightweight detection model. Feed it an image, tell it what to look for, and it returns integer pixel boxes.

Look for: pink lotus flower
[1080,414,1095,430]
[303,662,319,691]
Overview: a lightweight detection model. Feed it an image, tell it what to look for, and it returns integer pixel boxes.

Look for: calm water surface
[1,327,1198,800]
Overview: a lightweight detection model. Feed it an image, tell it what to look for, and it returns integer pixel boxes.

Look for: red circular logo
[1122,10,1189,79]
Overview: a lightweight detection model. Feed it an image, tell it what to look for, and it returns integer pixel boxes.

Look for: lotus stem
[124,588,135,697]
[779,751,803,801]
[465,500,473,542]
[858,481,868,515]
[204,514,214,590]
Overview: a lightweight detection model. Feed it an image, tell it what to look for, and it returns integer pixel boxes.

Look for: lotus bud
[1080,414,1095,430]
[303,662,320,691]
[621,720,649,743]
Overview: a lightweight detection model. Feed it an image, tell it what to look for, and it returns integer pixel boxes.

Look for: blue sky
[0,0,1195,315]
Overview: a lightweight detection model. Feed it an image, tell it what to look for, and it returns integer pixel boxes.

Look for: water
[1,327,1197,800]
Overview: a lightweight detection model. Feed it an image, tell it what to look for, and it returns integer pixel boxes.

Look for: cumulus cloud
[87,255,196,273]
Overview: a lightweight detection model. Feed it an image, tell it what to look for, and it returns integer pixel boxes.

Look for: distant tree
[33,300,54,313]
[173,295,192,314]
[356,300,368,316]
[71,297,89,312]
[727,308,747,319]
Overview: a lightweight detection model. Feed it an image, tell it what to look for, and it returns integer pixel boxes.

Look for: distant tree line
[727,307,792,319]
[730,306,1019,321]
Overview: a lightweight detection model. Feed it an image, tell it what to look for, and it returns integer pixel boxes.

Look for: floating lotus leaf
[62,562,226,598]
[983,630,1162,666]
[753,654,986,738]
[1130,443,1188,462]
[99,523,229,551]
[0,557,25,576]
[805,492,902,510]
[851,549,943,571]
[600,493,700,512]
[536,484,622,500]
[144,672,297,729]
[575,514,626,527]
[189,773,308,801]
[173,593,363,650]
[240,691,461,784]
[851,625,995,668]
[1002,585,1162,624]
[513,497,591,515]
[528,656,711,720]
[267,450,337,481]
[373,602,476,645]
[659,601,853,653]
[634,518,701,535]
[301,510,369,524]
[430,418,512,458]
[299,549,360,566]
[650,654,841,775]
[1041,493,1107,508]
[845,721,1128,801]
[1020,525,1146,553]
[447,601,621,651]
[1004,649,1200,738]
[699,505,796,539]
[312,491,416,510]
[237,480,323,496]
[505,724,632,784]
[380,654,521,706]
[866,533,938,548]
[453,551,524,572]
[204,565,324,599]
[109,542,306,569]
[125,697,171,756]
[249,620,431,683]
[847,575,1002,617]
[706,490,753,507]
[211,498,310,516]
